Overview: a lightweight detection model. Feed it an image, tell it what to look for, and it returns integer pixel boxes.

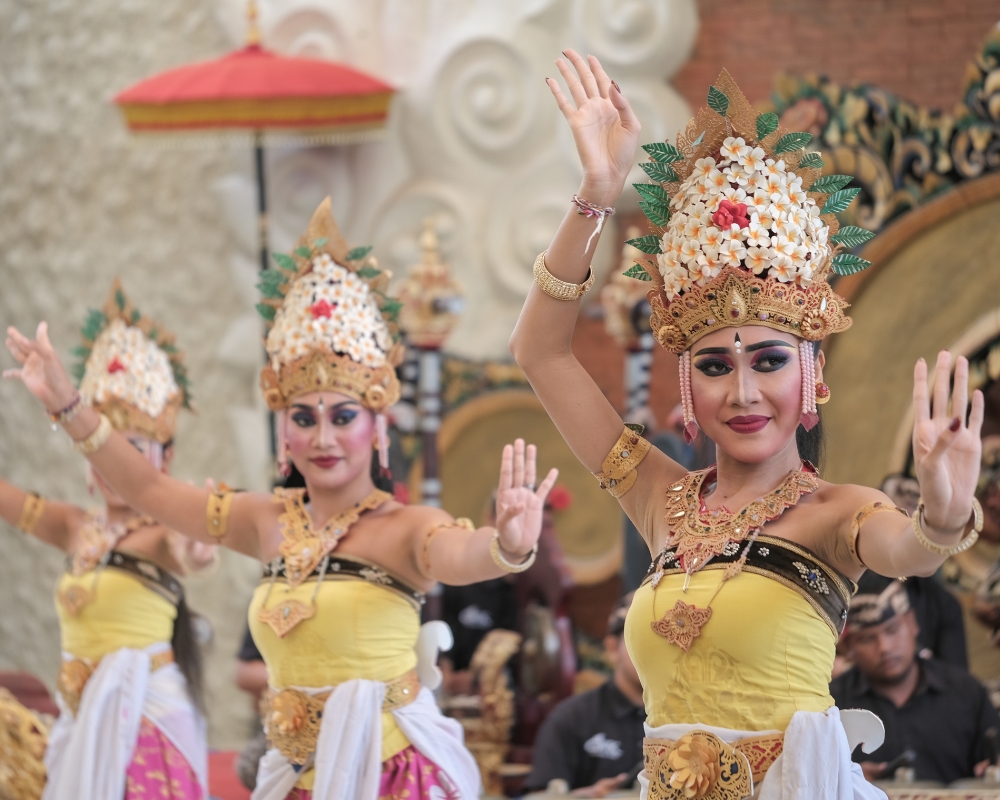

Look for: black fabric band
[262,554,426,609]
[103,550,185,607]
[644,535,856,637]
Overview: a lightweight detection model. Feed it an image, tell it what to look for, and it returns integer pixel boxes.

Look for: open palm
[912,351,984,532]
[495,439,558,558]
[4,322,77,412]
[548,50,641,201]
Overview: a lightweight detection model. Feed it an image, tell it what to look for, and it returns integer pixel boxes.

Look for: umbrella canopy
[114,43,393,137]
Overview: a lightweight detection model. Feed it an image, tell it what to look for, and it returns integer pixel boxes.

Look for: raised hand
[912,351,984,535]
[4,322,78,413]
[495,439,558,559]
[547,50,641,204]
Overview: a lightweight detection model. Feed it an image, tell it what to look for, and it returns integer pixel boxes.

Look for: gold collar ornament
[649,464,818,652]
[257,488,393,637]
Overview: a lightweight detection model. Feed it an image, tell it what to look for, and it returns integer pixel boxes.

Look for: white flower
[721,185,748,204]
[690,157,717,180]
[745,246,773,274]
[763,158,786,177]
[699,226,725,252]
[748,190,771,215]
[663,265,690,297]
[745,226,771,249]
[740,146,767,173]
[679,239,701,264]
[720,136,749,163]
[770,254,798,282]
[718,237,747,267]
[722,165,749,186]
[657,251,681,273]
[772,234,798,258]
[685,215,707,241]
[750,210,777,235]
[693,254,721,285]
[703,169,728,193]
[796,261,815,285]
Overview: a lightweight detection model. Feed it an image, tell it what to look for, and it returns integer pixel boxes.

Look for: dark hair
[171,596,206,713]
[795,340,825,470]
[277,444,393,495]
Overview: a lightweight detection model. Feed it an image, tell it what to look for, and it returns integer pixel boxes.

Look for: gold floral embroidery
[651,600,713,652]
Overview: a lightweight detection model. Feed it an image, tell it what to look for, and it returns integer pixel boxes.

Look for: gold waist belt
[57,649,175,718]
[264,669,421,767]
[643,731,784,799]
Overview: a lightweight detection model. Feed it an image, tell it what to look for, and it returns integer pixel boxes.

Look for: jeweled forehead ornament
[623,69,874,442]
[257,197,405,477]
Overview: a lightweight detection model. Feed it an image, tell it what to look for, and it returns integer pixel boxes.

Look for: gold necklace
[257,488,393,638]
[650,463,818,651]
[58,512,157,615]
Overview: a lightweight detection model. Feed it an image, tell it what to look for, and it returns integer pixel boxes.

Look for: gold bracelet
[848,501,908,570]
[17,493,46,534]
[595,427,652,498]
[489,531,537,573]
[532,251,595,301]
[206,490,235,540]
[72,414,112,455]
[910,497,983,556]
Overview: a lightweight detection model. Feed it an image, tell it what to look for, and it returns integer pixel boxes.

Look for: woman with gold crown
[5,198,558,800]
[0,280,215,800]
[507,52,986,799]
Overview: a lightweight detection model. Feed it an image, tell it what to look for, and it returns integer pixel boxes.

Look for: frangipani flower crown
[624,71,875,440]
[73,279,190,445]
[257,197,403,414]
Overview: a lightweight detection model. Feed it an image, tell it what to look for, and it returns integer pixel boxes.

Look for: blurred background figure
[832,574,1000,784]
[524,592,644,798]
[233,626,268,792]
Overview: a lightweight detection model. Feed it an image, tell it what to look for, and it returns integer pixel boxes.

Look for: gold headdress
[257,197,403,474]
[625,70,874,439]
[73,279,190,448]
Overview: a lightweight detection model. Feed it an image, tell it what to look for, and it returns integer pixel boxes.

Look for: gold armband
[848,500,908,570]
[206,489,235,540]
[595,427,651,498]
[421,517,475,574]
[532,251,594,301]
[489,532,537,573]
[911,497,983,557]
[72,414,112,455]
[17,493,46,534]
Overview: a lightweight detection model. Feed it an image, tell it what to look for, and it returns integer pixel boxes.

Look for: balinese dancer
[0,280,214,800]
[508,52,985,799]
[5,198,558,800]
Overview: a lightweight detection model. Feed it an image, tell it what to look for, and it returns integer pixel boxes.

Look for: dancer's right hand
[547,49,641,205]
[4,322,77,413]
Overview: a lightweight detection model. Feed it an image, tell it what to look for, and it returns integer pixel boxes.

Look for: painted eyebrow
[290,400,361,411]
[745,340,796,352]
[693,346,731,356]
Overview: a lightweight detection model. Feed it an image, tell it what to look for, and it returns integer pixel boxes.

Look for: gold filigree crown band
[595,427,652,498]
[260,350,401,412]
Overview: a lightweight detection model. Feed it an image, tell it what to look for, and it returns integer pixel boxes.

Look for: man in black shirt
[526,593,645,797]
[831,574,1000,784]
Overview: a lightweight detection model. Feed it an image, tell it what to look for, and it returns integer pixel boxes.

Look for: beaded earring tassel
[276,410,291,478]
[376,413,392,479]
[680,350,698,444]
[799,340,819,431]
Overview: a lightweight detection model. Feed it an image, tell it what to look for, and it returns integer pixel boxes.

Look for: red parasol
[113,2,394,273]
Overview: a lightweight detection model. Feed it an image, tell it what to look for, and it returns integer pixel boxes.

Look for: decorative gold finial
[397,218,464,349]
[246,0,261,46]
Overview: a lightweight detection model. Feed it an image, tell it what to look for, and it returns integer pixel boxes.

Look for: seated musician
[831,574,1000,783]
[525,593,645,797]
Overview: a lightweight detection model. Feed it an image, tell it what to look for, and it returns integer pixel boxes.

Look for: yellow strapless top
[56,568,176,662]
[625,569,836,732]
[248,575,419,772]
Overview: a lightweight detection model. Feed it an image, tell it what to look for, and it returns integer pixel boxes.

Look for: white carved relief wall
[211,0,698,367]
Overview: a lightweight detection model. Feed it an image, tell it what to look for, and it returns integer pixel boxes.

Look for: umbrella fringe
[122,127,389,150]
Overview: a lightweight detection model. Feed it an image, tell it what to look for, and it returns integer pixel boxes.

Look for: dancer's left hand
[912,351,984,535]
[495,439,558,558]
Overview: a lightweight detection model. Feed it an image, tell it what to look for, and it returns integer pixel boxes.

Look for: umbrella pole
[254,131,279,465]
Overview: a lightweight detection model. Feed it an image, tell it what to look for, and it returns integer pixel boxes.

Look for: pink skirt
[125,717,203,799]
[288,744,459,799]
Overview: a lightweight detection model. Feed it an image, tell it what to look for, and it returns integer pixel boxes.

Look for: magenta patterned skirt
[288,744,459,799]
[124,717,203,799]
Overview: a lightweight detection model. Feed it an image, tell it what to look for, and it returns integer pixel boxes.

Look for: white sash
[252,682,481,800]
[639,708,886,800]
[42,643,207,800]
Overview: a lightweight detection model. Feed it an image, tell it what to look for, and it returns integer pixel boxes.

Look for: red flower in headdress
[107,357,126,374]
[712,199,750,230]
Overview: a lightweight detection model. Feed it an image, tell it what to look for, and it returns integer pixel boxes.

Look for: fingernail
[950,417,961,432]
[612,80,621,93]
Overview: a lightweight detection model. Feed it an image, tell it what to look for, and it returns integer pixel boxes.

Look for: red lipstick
[725,415,770,434]
[310,456,341,469]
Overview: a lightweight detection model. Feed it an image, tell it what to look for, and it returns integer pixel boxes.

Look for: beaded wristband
[489,532,537,573]
[532,251,595,302]
[72,414,112,455]
[572,194,615,254]
[49,393,83,431]
[911,497,983,556]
